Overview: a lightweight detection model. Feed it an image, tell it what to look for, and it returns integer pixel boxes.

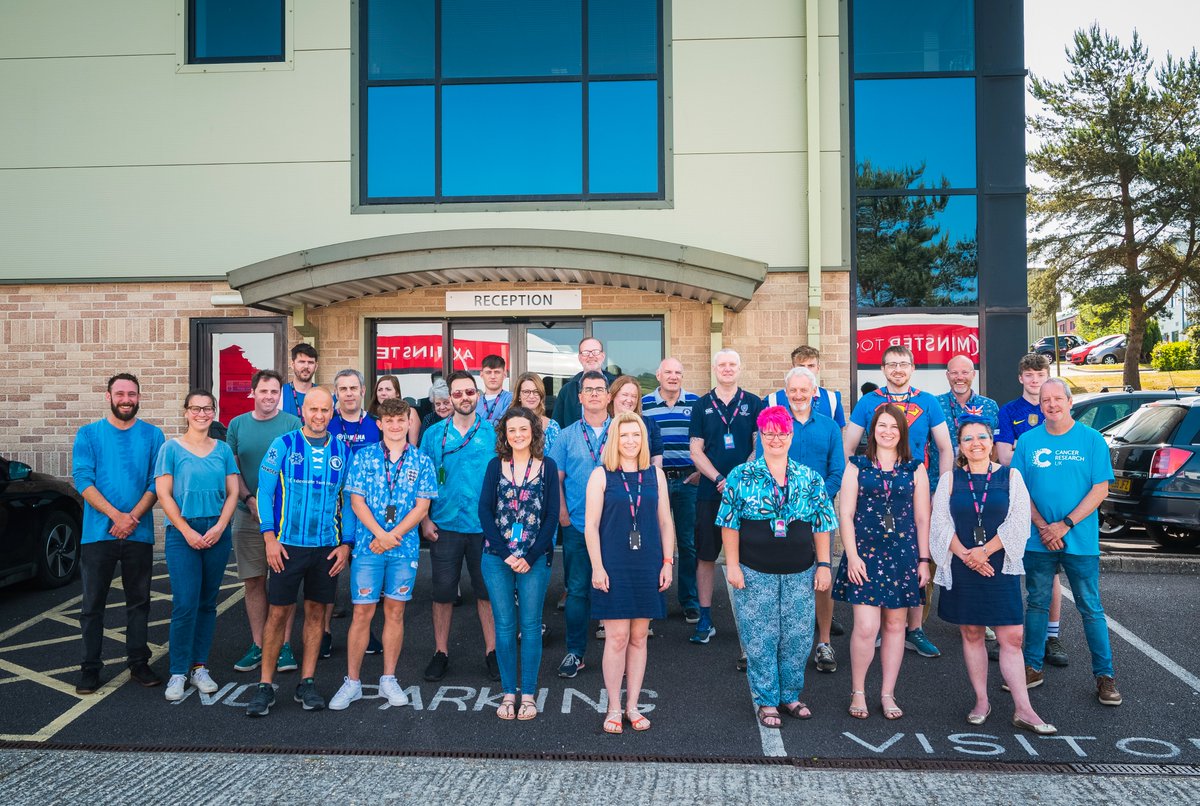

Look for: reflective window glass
[855,78,976,188]
[374,321,446,402]
[853,0,974,73]
[442,83,582,197]
[367,86,435,198]
[366,0,434,79]
[590,0,658,75]
[855,194,977,308]
[855,312,979,395]
[589,81,659,194]
[189,0,284,63]
[592,319,664,392]
[442,0,581,78]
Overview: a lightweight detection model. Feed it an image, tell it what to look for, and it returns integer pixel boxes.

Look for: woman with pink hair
[717,406,837,729]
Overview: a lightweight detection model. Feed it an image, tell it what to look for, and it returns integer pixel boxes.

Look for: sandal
[848,690,868,720]
[517,699,538,721]
[626,710,651,731]
[756,706,782,729]
[881,693,904,720]
[496,698,516,720]
[603,711,624,734]
[781,701,813,720]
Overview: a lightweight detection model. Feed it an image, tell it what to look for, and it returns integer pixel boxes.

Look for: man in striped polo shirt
[642,358,702,624]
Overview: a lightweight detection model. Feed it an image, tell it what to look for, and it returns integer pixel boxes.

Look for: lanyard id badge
[723,432,735,450]
[876,460,897,534]
[711,390,744,451]
[966,465,994,546]
[771,469,789,538]
[621,470,643,550]
[509,522,524,556]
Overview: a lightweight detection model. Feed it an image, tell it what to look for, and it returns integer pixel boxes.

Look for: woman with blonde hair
[584,411,675,733]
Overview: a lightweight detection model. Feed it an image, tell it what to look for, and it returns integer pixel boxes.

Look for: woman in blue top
[718,406,838,729]
[832,404,931,721]
[478,406,560,721]
[585,411,675,734]
[154,388,239,702]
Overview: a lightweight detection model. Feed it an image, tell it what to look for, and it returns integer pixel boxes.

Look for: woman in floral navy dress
[832,404,931,721]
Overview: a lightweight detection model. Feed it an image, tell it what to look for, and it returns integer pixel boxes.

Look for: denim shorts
[351,550,419,604]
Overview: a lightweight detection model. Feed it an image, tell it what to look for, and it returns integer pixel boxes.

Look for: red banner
[376,336,509,373]
[217,345,257,426]
[857,321,979,367]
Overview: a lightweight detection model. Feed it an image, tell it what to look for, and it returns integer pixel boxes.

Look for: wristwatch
[816,561,832,569]
[1063,515,1075,529]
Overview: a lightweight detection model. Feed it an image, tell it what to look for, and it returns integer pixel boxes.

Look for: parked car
[0,455,83,590]
[1067,334,1123,365]
[1100,397,1200,549]
[1086,335,1127,365]
[1072,387,1196,434]
[1029,334,1083,357]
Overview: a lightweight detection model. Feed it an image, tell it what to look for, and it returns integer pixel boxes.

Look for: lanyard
[291,386,305,421]
[965,465,993,526]
[948,394,982,433]
[581,419,610,464]
[710,389,745,433]
[337,413,364,445]
[383,445,409,502]
[482,393,504,422]
[440,417,482,465]
[881,387,918,423]
[508,458,535,510]
[769,468,789,518]
[874,459,897,507]
[619,470,643,522]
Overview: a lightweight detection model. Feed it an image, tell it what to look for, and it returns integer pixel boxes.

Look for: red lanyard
[508,458,535,510]
[710,389,745,433]
[337,413,364,445]
[482,393,504,422]
[581,419,610,464]
[440,417,482,463]
[384,446,409,500]
[619,470,643,522]
[966,465,993,526]
[769,469,790,518]
[882,387,917,422]
[874,459,897,506]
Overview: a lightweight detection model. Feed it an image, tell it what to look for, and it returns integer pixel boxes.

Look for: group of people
[71,338,1122,734]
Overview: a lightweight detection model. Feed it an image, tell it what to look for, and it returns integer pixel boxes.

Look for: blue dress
[591,468,667,620]
[937,466,1023,626]
[832,456,922,609]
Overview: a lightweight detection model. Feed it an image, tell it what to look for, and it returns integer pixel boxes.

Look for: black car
[1072,387,1200,434]
[1101,397,1200,549]
[1029,334,1083,357]
[0,455,83,589]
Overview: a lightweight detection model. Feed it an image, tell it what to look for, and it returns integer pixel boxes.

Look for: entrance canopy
[226,229,767,313]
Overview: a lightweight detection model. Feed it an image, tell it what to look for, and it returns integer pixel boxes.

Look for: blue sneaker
[277,642,298,672]
[557,653,585,678]
[904,627,941,658]
[689,622,716,644]
[234,643,263,673]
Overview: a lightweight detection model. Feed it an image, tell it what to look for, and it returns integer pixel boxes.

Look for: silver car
[1087,335,1127,364]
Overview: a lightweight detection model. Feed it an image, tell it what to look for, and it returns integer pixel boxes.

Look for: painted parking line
[1061,587,1200,694]
[721,565,786,758]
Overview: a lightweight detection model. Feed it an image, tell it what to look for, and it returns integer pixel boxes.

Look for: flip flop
[603,711,623,734]
[757,706,782,729]
[496,700,516,720]
[517,700,538,721]
[626,710,651,731]
[780,701,813,720]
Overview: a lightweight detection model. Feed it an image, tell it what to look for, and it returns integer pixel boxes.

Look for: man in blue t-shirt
[331,398,438,711]
[71,373,165,694]
[247,387,355,717]
[1012,378,1121,707]
[843,344,953,659]
[478,354,513,426]
[281,342,318,421]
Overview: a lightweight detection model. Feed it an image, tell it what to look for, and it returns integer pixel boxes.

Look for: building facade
[1,0,1025,476]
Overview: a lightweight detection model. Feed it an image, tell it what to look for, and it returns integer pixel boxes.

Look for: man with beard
[281,343,318,421]
[552,337,615,428]
[72,373,166,693]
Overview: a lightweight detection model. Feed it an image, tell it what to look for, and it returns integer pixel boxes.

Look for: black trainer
[320,632,333,660]
[129,662,162,687]
[424,651,449,682]
[294,678,326,711]
[830,617,846,637]
[485,651,501,682]
[76,668,101,695]
[366,632,383,655]
[246,683,276,717]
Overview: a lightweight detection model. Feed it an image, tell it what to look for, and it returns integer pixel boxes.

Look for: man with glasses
[547,370,612,677]
[553,337,615,429]
[843,344,953,659]
[690,349,763,645]
[418,370,499,683]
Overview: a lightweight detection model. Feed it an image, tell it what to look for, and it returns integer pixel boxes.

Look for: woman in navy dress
[832,404,931,720]
[585,411,675,734]
[931,417,1055,734]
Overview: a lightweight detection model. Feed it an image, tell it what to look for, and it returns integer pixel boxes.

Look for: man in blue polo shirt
[548,370,612,677]
[642,357,702,623]
[281,343,318,421]
[844,344,953,659]
[246,387,354,717]
[1012,378,1120,707]
[690,348,763,645]
[72,373,165,694]
[763,345,846,427]
[930,355,999,482]
[330,398,437,711]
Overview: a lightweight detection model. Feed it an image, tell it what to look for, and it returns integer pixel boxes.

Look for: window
[853,0,974,73]
[188,0,285,64]
[360,0,665,205]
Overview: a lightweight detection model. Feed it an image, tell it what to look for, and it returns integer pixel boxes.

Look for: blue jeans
[1023,551,1114,677]
[165,517,232,676]
[481,553,552,695]
[561,526,592,658]
[668,477,698,611]
[732,566,815,706]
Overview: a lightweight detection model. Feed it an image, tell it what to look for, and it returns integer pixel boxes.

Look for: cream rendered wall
[0,0,844,280]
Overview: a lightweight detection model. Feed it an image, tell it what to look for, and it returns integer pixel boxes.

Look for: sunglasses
[450,388,479,400]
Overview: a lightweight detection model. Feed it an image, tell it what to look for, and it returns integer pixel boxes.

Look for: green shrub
[1150,340,1196,371]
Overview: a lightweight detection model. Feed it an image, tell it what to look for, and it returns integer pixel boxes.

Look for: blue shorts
[351,550,418,604]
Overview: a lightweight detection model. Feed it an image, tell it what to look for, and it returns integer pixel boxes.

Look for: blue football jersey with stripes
[257,430,354,548]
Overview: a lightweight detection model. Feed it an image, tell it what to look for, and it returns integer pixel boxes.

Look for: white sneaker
[379,676,410,707]
[189,666,219,694]
[165,674,188,701]
[329,677,363,711]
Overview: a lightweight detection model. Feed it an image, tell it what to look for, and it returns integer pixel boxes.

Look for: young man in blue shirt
[419,370,499,683]
[478,354,513,426]
[844,344,953,659]
[72,373,165,694]
[331,398,438,711]
[281,343,318,420]
[1011,378,1121,706]
[246,387,355,716]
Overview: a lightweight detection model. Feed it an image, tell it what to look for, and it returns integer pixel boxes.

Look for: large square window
[853,0,974,73]
[188,0,285,64]
[360,0,665,205]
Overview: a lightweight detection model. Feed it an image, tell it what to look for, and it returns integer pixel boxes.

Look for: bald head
[946,354,976,398]
[301,386,334,436]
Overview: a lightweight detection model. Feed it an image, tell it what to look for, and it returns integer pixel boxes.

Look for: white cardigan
[930,466,1030,590]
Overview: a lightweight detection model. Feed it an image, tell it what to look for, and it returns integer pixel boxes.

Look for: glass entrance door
[523,322,585,415]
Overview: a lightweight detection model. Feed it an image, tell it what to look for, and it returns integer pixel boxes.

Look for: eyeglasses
[760,431,790,442]
[450,388,478,400]
[883,361,913,370]
[519,389,542,398]
[960,434,992,443]
[581,387,608,396]
[579,349,603,358]
[186,406,215,415]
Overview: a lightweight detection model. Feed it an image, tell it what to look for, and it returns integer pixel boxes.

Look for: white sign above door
[445,290,582,312]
